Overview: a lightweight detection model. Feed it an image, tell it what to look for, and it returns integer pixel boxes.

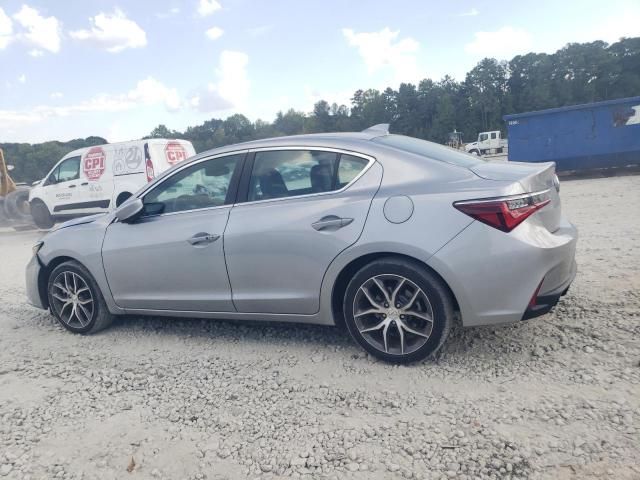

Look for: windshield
[373,134,486,168]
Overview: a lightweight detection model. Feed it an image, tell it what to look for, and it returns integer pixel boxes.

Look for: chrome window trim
[141,204,231,220]
[238,146,376,207]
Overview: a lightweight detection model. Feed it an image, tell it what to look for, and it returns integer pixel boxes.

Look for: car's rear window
[372,135,486,168]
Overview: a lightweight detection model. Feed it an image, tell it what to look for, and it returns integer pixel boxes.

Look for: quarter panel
[427,217,578,327]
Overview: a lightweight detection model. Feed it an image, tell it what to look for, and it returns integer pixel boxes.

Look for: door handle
[187,232,220,246]
[68,184,76,188]
[80,182,89,186]
[312,215,354,231]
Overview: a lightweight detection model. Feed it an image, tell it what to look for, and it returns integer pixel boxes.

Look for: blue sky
[1,0,638,143]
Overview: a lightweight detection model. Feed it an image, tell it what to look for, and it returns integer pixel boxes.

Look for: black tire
[4,188,31,221]
[47,260,114,334]
[469,149,480,156]
[30,199,55,229]
[343,257,454,364]
[116,192,132,207]
[0,196,7,224]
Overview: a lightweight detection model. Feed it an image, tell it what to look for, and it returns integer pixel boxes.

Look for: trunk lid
[470,161,561,232]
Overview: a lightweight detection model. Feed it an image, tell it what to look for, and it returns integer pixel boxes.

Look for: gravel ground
[0,175,638,480]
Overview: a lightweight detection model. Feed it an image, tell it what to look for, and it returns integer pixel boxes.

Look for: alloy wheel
[352,274,434,355]
[50,271,95,329]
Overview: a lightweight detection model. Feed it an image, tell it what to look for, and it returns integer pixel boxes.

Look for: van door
[43,156,83,214]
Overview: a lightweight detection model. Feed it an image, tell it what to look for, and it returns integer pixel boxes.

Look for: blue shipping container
[503,96,640,172]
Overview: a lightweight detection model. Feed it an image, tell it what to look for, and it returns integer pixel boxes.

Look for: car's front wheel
[343,258,454,363]
[47,261,114,334]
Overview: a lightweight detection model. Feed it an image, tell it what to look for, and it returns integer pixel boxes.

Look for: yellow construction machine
[0,148,32,226]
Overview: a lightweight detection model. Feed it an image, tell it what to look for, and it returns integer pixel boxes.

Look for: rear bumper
[25,254,46,309]
[427,216,578,327]
[522,259,576,320]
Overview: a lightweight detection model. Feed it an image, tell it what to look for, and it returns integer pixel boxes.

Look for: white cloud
[465,26,532,59]
[50,92,63,99]
[205,26,224,40]
[342,27,421,83]
[70,8,147,53]
[155,7,180,19]
[459,8,479,17]
[197,0,221,17]
[13,5,61,53]
[0,7,13,49]
[0,77,181,131]
[190,51,250,113]
[128,77,181,111]
[583,5,640,44]
[246,25,273,37]
[18,74,26,84]
[28,48,43,57]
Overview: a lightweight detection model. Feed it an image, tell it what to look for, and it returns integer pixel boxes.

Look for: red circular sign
[83,146,106,181]
[165,141,188,165]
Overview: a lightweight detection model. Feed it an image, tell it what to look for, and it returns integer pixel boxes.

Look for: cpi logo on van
[83,147,106,181]
[165,142,188,165]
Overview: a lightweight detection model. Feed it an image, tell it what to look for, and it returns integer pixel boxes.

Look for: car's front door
[102,152,245,312]
[224,149,383,314]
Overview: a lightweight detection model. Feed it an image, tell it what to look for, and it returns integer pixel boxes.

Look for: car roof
[190,131,389,161]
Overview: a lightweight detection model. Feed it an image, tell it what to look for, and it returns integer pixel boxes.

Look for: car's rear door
[224,148,383,314]
[102,152,245,312]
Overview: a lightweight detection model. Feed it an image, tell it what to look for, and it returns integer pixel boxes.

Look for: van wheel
[4,188,31,221]
[343,258,454,364]
[469,149,480,156]
[0,196,7,224]
[116,192,132,207]
[30,199,55,229]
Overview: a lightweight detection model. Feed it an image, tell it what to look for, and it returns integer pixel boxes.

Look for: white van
[29,139,195,229]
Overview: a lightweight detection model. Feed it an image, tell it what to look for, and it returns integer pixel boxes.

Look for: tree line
[3,37,639,183]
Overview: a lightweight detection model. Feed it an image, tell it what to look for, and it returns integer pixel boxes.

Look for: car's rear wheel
[343,258,453,363]
[47,261,114,334]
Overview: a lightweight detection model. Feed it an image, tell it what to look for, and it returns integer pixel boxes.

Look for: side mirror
[7,164,14,171]
[115,198,144,223]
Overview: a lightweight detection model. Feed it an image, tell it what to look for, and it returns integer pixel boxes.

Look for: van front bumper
[25,254,46,309]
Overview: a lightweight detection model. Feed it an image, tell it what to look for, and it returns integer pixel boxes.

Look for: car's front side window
[248,150,341,201]
[143,154,242,215]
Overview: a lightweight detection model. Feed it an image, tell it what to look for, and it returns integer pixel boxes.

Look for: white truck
[464,130,508,156]
[29,139,195,229]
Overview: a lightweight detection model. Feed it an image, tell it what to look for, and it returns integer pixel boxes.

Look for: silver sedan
[26,126,577,363]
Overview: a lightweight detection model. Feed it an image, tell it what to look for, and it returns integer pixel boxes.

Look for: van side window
[47,156,81,185]
[491,132,497,140]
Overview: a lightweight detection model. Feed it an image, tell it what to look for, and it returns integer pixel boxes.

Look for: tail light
[454,190,551,233]
[145,158,155,183]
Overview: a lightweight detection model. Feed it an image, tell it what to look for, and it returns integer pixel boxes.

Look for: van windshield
[372,135,486,168]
